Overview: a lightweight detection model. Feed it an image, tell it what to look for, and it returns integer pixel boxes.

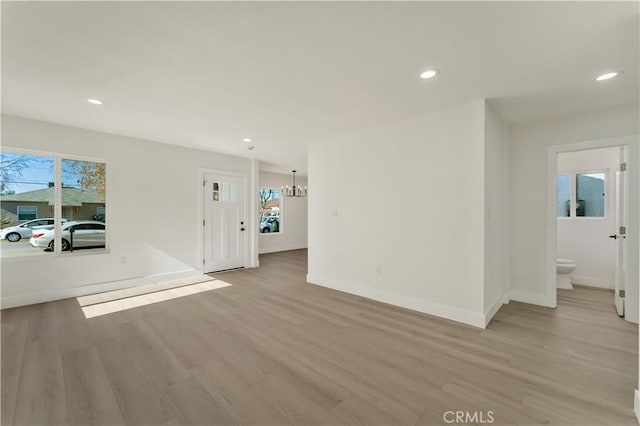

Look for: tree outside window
[259,189,280,233]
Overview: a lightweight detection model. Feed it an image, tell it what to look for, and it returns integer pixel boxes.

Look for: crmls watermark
[443,410,495,424]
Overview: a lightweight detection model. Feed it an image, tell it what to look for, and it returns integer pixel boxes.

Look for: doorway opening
[555,146,627,316]
[546,136,637,323]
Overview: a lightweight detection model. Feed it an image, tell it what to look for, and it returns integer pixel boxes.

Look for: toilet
[556,258,576,289]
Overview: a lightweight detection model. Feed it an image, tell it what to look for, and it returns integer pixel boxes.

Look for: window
[0,150,106,258]
[17,206,37,221]
[259,189,281,233]
[576,173,605,217]
[557,171,606,218]
[212,181,237,202]
[557,175,570,217]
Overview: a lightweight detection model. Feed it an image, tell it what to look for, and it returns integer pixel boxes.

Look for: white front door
[613,148,628,316]
[203,173,246,273]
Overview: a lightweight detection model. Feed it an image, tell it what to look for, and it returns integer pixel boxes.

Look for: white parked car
[29,220,106,251]
[0,218,68,242]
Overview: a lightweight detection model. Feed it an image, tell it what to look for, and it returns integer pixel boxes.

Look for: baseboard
[306,274,485,328]
[259,243,307,255]
[635,389,640,424]
[570,275,613,289]
[1,269,201,309]
[509,290,556,308]
[146,269,202,281]
[483,296,505,327]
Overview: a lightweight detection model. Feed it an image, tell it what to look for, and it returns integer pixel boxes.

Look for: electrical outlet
[376,264,382,275]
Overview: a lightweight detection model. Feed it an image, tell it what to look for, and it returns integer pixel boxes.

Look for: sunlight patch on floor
[77,275,216,306]
[80,280,232,318]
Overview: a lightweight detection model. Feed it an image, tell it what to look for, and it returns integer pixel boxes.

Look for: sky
[1,152,97,194]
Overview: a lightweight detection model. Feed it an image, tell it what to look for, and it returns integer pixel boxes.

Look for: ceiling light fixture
[243,138,252,142]
[87,98,103,105]
[281,170,307,197]
[596,71,620,81]
[420,69,439,79]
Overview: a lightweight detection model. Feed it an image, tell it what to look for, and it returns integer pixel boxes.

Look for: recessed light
[243,138,252,142]
[420,69,439,79]
[596,72,620,81]
[87,98,103,105]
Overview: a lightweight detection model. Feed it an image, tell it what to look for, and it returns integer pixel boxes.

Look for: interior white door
[613,150,627,317]
[203,173,246,273]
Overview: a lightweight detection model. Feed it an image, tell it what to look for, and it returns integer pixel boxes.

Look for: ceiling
[2,1,638,174]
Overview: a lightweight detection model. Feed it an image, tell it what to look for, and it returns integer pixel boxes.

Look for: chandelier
[281,170,307,197]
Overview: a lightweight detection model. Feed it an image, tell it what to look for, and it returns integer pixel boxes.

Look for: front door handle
[609,235,618,239]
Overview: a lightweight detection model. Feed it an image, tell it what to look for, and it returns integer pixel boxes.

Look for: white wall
[1,114,257,308]
[259,171,308,254]
[484,102,509,321]
[508,104,639,319]
[557,147,619,288]
[308,99,497,328]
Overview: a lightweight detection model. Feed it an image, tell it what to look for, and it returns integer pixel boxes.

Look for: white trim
[54,156,62,254]
[509,290,556,308]
[0,268,199,309]
[570,275,613,289]
[483,296,504,327]
[306,274,486,328]
[249,159,260,268]
[634,390,640,424]
[259,242,307,255]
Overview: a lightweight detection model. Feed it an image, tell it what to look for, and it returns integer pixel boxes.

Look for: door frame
[546,135,638,322]
[197,168,249,273]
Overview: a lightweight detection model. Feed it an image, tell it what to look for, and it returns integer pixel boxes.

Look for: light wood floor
[2,249,638,425]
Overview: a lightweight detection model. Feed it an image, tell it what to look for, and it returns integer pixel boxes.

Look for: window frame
[1,146,109,260]
[557,168,608,219]
[259,188,282,235]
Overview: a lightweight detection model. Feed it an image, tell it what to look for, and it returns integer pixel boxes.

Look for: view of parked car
[29,220,106,251]
[0,218,68,242]
[260,216,280,233]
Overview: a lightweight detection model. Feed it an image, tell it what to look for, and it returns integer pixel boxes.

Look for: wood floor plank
[1,373,21,426]
[165,376,237,426]
[251,375,347,426]
[192,357,293,425]
[56,298,94,354]
[25,301,59,342]
[96,332,177,425]
[14,339,68,425]
[62,346,125,426]
[331,394,400,426]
